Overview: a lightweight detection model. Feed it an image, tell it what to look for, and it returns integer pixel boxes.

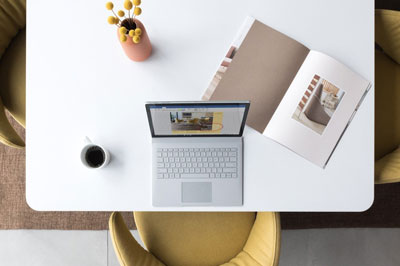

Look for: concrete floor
[0,229,399,266]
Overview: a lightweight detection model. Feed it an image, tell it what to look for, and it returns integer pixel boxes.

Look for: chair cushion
[0,0,25,147]
[375,50,400,161]
[0,29,25,126]
[222,212,280,266]
[134,212,255,266]
[376,147,400,184]
[0,0,25,59]
[376,9,400,64]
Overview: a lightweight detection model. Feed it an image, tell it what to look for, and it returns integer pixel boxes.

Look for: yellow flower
[119,27,127,34]
[129,30,135,37]
[124,1,133,10]
[117,10,125,17]
[120,34,127,42]
[105,2,114,10]
[134,28,142,36]
[133,7,142,15]
[133,0,141,6]
[107,16,116,24]
[132,35,141,43]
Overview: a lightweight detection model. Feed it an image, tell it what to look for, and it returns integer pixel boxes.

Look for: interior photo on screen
[148,103,247,136]
[170,111,223,133]
[292,74,345,135]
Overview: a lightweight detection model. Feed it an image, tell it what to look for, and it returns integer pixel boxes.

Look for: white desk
[26,0,374,211]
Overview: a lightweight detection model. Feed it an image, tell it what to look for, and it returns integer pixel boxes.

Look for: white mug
[80,137,110,169]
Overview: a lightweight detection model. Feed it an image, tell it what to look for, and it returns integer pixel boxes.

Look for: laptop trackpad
[182,182,212,203]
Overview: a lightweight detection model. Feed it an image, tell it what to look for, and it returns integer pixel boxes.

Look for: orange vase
[117,19,152,62]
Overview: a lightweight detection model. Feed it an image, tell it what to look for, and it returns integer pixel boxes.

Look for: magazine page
[203,17,310,133]
[264,51,370,168]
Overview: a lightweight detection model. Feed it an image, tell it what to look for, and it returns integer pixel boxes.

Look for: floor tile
[0,230,107,266]
[279,228,400,266]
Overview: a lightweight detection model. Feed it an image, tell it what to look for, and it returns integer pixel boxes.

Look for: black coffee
[85,146,105,168]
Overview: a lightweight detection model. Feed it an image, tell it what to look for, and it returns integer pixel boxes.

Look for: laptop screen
[146,102,250,137]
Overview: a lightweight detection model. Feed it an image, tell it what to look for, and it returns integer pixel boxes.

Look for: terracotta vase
[117,19,152,62]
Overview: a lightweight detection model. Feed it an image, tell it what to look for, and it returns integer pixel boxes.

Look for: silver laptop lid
[145,101,250,138]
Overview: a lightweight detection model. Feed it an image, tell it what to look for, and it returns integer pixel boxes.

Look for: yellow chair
[109,212,280,266]
[375,9,400,184]
[0,0,26,148]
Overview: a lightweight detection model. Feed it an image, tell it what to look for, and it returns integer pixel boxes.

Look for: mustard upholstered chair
[375,9,400,184]
[0,0,26,148]
[109,212,281,266]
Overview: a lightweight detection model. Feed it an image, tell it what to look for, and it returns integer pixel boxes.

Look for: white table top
[26,0,374,211]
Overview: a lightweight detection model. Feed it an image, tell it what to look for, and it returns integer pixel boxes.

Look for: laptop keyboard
[156,147,238,179]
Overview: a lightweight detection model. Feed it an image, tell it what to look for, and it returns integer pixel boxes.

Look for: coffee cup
[80,137,110,169]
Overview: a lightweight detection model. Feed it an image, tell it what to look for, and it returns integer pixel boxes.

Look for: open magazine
[203,17,371,168]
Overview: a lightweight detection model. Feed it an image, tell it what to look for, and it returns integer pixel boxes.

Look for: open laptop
[145,101,250,206]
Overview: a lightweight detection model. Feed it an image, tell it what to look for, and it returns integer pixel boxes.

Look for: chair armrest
[0,101,24,148]
[376,147,400,184]
[109,212,165,266]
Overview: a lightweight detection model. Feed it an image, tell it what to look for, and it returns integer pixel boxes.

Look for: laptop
[145,101,250,206]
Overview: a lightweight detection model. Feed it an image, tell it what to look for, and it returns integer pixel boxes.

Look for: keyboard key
[230,157,237,162]
[223,168,236,173]
[157,173,163,178]
[157,168,167,173]
[181,173,209,179]
[226,162,236,167]
[157,163,164,168]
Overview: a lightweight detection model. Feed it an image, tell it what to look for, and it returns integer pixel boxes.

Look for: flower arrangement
[106,0,143,44]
